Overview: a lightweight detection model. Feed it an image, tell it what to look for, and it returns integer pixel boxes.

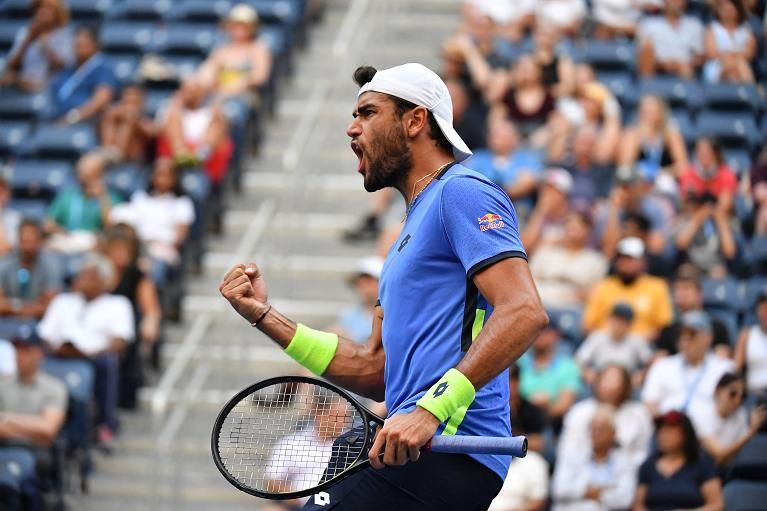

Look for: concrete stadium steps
[68,1,462,509]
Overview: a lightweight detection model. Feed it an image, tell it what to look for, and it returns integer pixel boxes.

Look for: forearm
[714,216,736,258]
[676,217,704,249]
[0,415,56,445]
[256,307,385,400]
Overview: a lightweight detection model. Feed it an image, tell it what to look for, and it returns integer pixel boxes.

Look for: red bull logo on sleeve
[477,213,505,232]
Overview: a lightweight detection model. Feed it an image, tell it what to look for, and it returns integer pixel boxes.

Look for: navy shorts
[300,449,503,511]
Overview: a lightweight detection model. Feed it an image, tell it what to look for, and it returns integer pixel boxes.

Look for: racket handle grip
[427,435,527,457]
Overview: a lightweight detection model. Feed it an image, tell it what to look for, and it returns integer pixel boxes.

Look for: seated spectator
[632,411,723,511]
[0,177,23,256]
[749,147,767,235]
[531,23,576,96]
[642,311,735,417]
[591,0,642,39]
[0,326,67,511]
[678,138,737,214]
[557,126,614,205]
[552,405,637,511]
[157,77,233,186]
[618,95,688,180]
[508,363,547,454]
[99,82,157,164]
[637,0,705,79]
[583,237,673,339]
[534,0,587,35]
[673,188,737,278]
[0,220,61,319]
[103,225,162,406]
[517,325,581,429]
[735,288,767,398]
[559,365,654,467]
[487,54,556,141]
[109,158,195,284]
[196,4,272,100]
[46,153,121,253]
[577,303,652,386]
[0,0,71,92]
[37,254,134,445]
[521,168,572,254]
[655,266,733,357]
[328,256,383,343]
[530,211,608,309]
[703,0,756,83]
[489,449,549,511]
[467,115,542,213]
[48,25,117,124]
[691,373,766,467]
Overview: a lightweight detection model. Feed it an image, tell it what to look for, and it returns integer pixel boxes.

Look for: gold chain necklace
[403,161,452,221]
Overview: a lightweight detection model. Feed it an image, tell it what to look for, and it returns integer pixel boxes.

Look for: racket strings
[216,382,365,494]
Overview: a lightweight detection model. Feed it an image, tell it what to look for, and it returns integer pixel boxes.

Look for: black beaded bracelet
[250,304,272,327]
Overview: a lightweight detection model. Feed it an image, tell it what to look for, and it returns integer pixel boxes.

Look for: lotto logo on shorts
[478,213,504,232]
[314,492,331,506]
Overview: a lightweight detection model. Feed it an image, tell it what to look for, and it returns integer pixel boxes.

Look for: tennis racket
[211,375,527,500]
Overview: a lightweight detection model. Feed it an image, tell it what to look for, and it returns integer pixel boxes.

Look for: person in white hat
[219,63,548,509]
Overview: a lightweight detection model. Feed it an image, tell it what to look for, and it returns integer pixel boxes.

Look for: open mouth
[350,140,365,174]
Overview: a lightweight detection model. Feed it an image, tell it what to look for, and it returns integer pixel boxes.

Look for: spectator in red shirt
[678,138,737,213]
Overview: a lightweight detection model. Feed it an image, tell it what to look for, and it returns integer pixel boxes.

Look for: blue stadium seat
[68,0,113,22]
[181,169,211,203]
[108,54,141,83]
[0,0,32,20]
[167,0,232,23]
[100,21,158,56]
[638,77,704,112]
[669,109,696,146]
[8,159,75,200]
[751,235,767,276]
[158,23,219,58]
[702,83,763,113]
[106,0,171,22]
[249,0,303,30]
[144,89,173,117]
[0,20,24,54]
[702,277,740,311]
[722,148,753,176]
[598,71,638,111]
[0,318,36,340]
[576,39,635,73]
[18,124,97,160]
[695,111,759,150]
[0,89,48,121]
[7,198,49,221]
[546,307,584,345]
[727,434,767,481]
[105,163,148,200]
[706,308,739,346]
[0,121,29,160]
[741,277,767,314]
[724,480,767,511]
[259,25,289,78]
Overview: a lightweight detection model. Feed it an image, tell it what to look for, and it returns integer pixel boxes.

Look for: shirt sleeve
[439,175,526,279]
[37,296,64,346]
[174,197,196,226]
[42,377,68,414]
[96,62,118,90]
[641,358,666,406]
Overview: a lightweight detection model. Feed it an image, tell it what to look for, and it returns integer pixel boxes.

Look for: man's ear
[405,106,429,139]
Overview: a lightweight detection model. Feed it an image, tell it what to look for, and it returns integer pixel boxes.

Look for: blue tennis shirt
[378,163,527,481]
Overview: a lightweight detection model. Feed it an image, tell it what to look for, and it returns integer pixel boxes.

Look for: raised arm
[219,263,386,400]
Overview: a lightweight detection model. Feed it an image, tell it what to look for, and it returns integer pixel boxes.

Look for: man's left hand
[368,406,440,469]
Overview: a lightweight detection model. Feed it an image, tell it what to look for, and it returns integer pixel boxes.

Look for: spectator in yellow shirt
[583,237,672,339]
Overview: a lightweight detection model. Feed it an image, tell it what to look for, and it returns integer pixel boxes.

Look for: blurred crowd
[0,0,322,508]
[341,0,767,510]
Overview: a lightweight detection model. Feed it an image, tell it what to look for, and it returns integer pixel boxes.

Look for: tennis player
[219,63,548,510]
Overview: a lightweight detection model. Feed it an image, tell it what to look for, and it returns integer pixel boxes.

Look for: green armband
[284,323,339,375]
[416,368,476,436]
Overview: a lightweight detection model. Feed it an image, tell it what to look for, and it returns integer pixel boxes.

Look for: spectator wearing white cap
[642,310,735,417]
[329,256,384,343]
[583,237,673,339]
[196,4,272,100]
[522,168,573,255]
[534,0,587,36]
[530,210,608,309]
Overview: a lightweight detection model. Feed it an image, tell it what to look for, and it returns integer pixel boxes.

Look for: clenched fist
[219,263,269,324]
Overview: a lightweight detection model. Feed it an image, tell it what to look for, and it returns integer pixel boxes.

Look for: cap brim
[433,113,472,163]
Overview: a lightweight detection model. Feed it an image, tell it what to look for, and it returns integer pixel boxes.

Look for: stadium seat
[638,77,704,112]
[598,71,638,111]
[68,0,113,22]
[8,159,75,200]
[100,21,158,56]
[0,89,48,121]
[576,39,635,73]
[0,317,37,340]
[0,0,32,20]
[109,54,141,83]
[695,111,760,151]
[724,480,767,511]
[702,277,740,311]
[144,89,173,117]
[706,308,739,347]
[106,0,171,22]
[546,307,584,345]
[0,121,29,160]
[105,163,148,200]
[249,0,305,48]
[167,0,233,23]
[158,23,219,59]
[0,20,24,54]
[18,123,97,160]
[727,434,767,481]
[722,148,753,176]
[702,83,763,113]
[669,109,696,146]
[7,198,49,221]
[751,235,767,276]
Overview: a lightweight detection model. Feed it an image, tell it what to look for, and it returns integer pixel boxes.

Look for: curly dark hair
[352,65,453,155]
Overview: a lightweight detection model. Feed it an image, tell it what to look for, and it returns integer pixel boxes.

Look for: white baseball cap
[357,63,472,162]
[544,167,573,194]
[228,4,258,24]
[354,256,384,280]
[616,237,645,259]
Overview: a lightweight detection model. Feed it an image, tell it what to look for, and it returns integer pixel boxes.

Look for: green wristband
[417,368,476,435]
[284,323,339,375]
